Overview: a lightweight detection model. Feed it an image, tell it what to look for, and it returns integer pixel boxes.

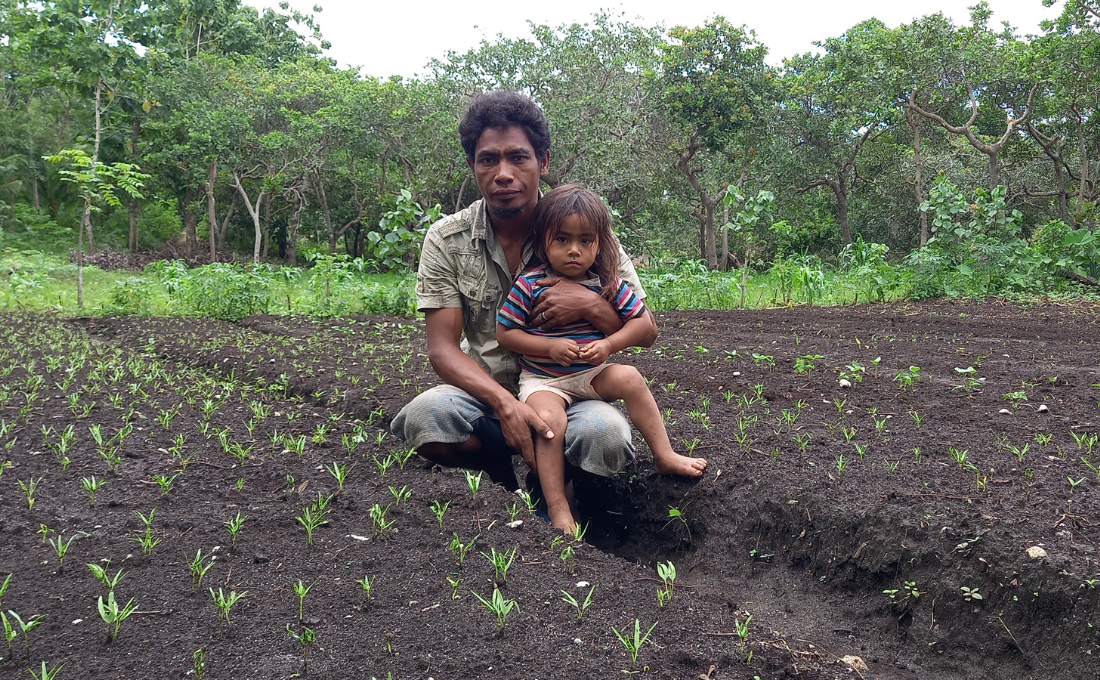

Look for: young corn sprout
[735,611,753,660]
[372,454,395,481]
[473,587,519,633]
[292,578,317,621]
[464,470,483,500]
[48,535,76,572]
[209,587,246,631]
[28,661,65,680]
[87,562,126,593]
[393,446,417,469]
[3,610,44,653]
[17,477,41,509]
[656,560,676,606]
[429,499,451,529]
[98,591,137,643]
[189,549,216,592]
[296,493,331,546]
[369,503,395,537]
[611,619,658,668]
[357,574,376,600]
[0,573,10,609]
[153,473,179,497]
[561,585,595,620]
[449,533,478,565]
[480,546,518,584]
[388,485,411,507]
[286,623,316,669]
[515,489,538,515]
[81,476,105,505]
[225,510,247,545]
[325,461,351,493]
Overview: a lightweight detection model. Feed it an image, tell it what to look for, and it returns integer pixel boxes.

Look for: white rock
[998,409,1012,415]
[841,655,869,672]
[348,534,369,541]
[1027,546,1047,559]
[506,520,523,529]
[573,638,583,645]
[72,619,83,624]
[839,379,852,388]
[732,371,741,376]
[576,581,590,588]
[1038,404,1049,413]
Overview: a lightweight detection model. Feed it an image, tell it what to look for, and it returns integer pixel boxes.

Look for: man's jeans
[390,385,634,477]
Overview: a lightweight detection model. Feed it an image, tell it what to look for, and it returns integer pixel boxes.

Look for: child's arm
[578,310,654,365]
[497,323,579,367]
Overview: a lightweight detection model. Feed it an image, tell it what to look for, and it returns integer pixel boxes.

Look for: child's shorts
[518,364,614,405]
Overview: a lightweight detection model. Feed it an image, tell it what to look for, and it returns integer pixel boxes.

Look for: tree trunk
[31,172,39,211]
[128,200,140,251]
[232,171,265,265]
[286,191,302,266]
[987,152,999,192]
[262,194,272,260]
[908,112,929,246]
[703,201,717,269]
[86,79,104,254]
[836,179,852,246]
[218,193,237,248]
[1076,112,1090,218]
[207,161,218,262]
[183,203,198,260]
[720,201,730,270]
[1054,156,1069,224]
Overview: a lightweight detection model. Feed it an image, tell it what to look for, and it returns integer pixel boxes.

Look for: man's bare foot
[654,451,708,477]
[547,502,578,534]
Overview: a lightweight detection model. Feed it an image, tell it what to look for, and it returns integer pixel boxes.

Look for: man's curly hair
[459,91,551,161]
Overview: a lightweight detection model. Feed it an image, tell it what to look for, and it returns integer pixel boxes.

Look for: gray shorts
[390,384,634,478]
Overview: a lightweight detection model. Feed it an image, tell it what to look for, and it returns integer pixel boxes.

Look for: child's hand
[579,339,612,365]
[548,338,579,366]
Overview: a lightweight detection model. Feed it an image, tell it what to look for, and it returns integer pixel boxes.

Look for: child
[496,184,707,532]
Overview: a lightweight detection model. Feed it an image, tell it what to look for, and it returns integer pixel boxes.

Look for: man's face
[468,125,549,222]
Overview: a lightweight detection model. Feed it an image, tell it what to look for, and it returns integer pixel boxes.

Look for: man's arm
[425,307,551,469]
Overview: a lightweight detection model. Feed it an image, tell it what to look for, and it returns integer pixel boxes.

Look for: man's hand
[530,276,598,328]
[548,338,579,366]
[496,399,553,471]
[578,338,612,365]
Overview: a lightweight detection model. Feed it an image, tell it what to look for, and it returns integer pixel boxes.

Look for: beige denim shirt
[415,199,647,393]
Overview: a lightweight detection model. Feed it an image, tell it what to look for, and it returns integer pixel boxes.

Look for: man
[390,91,658,490]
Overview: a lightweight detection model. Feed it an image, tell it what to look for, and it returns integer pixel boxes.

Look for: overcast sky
[243,0,1063,78]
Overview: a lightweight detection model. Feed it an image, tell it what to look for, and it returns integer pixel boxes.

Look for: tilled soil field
[0,300,1098,680]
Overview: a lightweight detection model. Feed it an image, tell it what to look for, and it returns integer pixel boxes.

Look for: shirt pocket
[458,276,501,333]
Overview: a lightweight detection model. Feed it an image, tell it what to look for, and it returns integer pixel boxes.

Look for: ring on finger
[540,311,547,322]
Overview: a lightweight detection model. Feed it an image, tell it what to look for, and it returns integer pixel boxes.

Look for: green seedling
[481,546,518,583]
[950,446,969,468]
[153,473,179,497]
[372,454,394,481]
[98,591,136,643]
[4,610,44,652]
[873,416,887,434]
[663,506,692,542]
[389,485,411,507]
[192,648,206,680]
[357,575,376,600]
[449,533,478,565]
[793,354,824,375]
[560,544,576,574]
[86,562,125,593]
[47,535,75,572]
[1003,390,1028,409]
[393,446,417,469]
[464,470,483,500]
[840,361,865,384]
[569,521,588,543]
[735,612,753,659]
[293,578,317,621]
[561,585,595,620]
[473,587,519,633]
[209,587,246,630]
[1006,443,1030,462]
[1034,432,1052,447]
[82,476,105,505]
[446,576,462,600]
[909,410,923,428]
[834,453,848,476]
[0,610,15,654]
[842,426,856,443]
[18,477,41,509]
[853,443,868,460]
[611,618,658,668]
[189,549,215,592]
[131,528,160,559]
[833,398,847,413]
[1068,476,1086,492]
[894,366,921,390]
[226,510,247,545]
[369,503,395,537]
[325,461,351,493]
[429,499,451,528]
[0,573,10,609]
[960,586,983,602]
[751,352,775,368]
[286,623,316,669]
[28,661,65,680]
[904,581,922,599]
[657,560,676,606]
[794,433,811,453]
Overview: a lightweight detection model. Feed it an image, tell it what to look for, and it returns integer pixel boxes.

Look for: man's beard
[489,205,524,220]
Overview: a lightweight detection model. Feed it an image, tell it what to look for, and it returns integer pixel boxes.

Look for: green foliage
[364,190,442,273]
[176,263,273,321]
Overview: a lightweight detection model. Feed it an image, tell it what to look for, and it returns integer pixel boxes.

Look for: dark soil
[1,299,1098,680]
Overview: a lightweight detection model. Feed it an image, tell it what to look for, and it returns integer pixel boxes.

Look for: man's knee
[390,385,486,449]
[563,400,634,477]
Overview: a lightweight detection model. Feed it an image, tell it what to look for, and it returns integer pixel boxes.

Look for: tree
[45,149,148,306]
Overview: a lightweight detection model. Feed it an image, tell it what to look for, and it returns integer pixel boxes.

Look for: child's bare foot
[547,502,577,534]
[654,452,708,478]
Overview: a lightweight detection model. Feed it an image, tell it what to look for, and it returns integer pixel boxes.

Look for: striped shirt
[496,265,647,377]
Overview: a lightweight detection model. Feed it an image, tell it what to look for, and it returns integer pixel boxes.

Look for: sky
[243,0,1064,78]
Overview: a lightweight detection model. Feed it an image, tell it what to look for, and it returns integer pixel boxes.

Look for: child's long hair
[530,184,620,300]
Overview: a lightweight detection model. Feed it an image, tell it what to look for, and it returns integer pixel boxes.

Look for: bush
[106,276,154,315]
[178,263,273,321]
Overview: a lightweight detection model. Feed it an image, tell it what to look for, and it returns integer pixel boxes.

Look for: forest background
[1,0,1099,319]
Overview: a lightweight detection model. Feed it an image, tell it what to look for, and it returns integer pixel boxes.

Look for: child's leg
[590,365,708,477]
[524,390,576,532]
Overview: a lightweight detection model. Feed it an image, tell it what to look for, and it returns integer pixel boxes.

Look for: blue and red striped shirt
[496,265,647,377]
